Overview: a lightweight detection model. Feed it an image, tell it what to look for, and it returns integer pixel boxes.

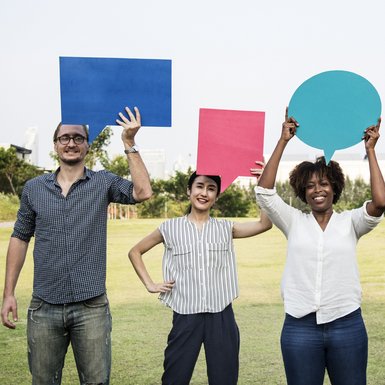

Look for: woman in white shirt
[129,170,272,385]
[254,109,385,385]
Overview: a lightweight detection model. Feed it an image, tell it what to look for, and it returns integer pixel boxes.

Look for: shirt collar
[48,167,90,184]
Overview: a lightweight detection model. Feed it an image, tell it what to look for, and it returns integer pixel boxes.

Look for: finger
[362,130,374,141]
[285,107,288,121]
[125,107,136,121]
[12,306,18,322]
[134,107,141,126]
[287,116,299,126]
[2,315,16,329]
[254,160,265,167]
[117,112,129,124]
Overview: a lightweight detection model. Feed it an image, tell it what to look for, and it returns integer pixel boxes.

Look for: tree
[216,184,251,217]
[276,180,309,212]
[137,179,168,218]
[335,176,371,211]
[0,147,21,194]
[85,126,114,169]
[0,147,43,196]
[102,154,129,178]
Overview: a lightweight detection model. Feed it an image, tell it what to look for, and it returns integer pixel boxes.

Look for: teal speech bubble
[288,70,381,163]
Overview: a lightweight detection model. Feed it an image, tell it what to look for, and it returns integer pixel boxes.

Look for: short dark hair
[289,156,345,204]
[53,123,89,143]
[188,171,221,197]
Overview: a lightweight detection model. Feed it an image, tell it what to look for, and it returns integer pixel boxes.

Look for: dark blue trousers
[281,308,367,385]
[161,304,240,385]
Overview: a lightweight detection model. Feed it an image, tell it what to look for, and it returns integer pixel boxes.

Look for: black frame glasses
[56,135,86,145]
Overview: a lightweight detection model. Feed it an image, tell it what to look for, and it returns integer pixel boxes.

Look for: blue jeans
[281,308,367,385]
[27,293,112,385]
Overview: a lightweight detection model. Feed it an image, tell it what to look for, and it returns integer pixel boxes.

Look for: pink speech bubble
[196,108,265,192]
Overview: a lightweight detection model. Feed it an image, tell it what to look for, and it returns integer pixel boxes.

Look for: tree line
[0,137,372,218]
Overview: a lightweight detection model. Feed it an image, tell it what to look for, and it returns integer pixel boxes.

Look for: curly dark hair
[289,157,345,204]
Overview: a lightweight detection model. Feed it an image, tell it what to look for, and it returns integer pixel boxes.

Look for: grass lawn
[1,218,385,384]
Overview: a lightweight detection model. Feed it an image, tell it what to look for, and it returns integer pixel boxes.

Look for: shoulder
[86,169,112,180]
[86,169,131,185]
[160,217,186,229]
[24,172,54,188]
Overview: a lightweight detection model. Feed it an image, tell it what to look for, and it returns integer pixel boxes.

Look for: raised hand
[363,118,381,151]
[116,106,141,146]
[250,160,265,181]
[282,107,299,142]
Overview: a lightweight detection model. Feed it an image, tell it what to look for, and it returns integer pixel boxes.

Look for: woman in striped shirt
[129,170,272,385]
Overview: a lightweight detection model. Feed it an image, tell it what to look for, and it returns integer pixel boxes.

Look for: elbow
[376,202,385,215]
[128,248,136,262]
[134,187,153,202]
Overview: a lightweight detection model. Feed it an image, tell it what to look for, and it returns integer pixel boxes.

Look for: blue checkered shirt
[12,168,136,304]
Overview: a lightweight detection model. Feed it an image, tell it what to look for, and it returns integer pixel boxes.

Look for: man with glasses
[1,107,152,385]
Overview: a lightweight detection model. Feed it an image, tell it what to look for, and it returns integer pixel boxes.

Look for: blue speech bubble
[60,57,172,143]
[288,70,381,163]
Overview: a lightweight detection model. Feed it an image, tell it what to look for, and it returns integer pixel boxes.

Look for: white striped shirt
[158,216,238,314]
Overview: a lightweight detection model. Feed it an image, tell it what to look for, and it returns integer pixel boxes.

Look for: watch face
[125,146,138,154]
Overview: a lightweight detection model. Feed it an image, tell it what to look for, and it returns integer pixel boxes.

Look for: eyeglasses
[56,135,86,145]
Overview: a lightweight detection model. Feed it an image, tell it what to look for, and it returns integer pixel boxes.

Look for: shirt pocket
[172,244,193,271]
[207,242,229,268]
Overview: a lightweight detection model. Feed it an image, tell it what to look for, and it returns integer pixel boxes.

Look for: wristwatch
[124,145,139,154]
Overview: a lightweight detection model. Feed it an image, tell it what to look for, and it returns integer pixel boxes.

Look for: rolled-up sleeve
[351,200,383,238]
[104,171,137,205]
[12,182,36,242]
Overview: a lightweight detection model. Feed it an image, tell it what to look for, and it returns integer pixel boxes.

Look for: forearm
[126,153,152,202]
[232,209,272,238]
[128,250,155,289]
[258,139,288,188]
[3,237,28,298]
[367,148,385,210]
[259,209,273,231]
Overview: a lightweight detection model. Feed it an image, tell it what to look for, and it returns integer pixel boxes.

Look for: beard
[62,158,83,166]
[59,152,85,166]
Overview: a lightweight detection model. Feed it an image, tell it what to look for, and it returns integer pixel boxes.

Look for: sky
[1,0,385,173]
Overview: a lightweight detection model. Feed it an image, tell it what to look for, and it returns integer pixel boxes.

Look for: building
[140,149,166,180]
[0,143,32,162]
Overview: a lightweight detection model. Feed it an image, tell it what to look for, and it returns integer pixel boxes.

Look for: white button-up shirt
[255,186,383,324]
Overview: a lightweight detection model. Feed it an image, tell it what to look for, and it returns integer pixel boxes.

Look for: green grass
[0,193,19,221]
[1,219,385,384]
